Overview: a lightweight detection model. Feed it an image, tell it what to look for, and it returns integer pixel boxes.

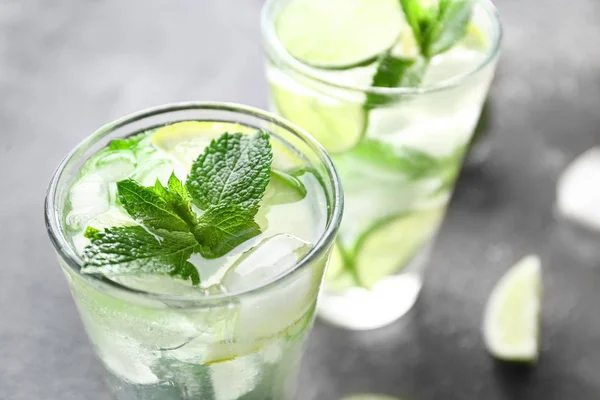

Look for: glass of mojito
[45,102,342,399]
[262,0,502,329]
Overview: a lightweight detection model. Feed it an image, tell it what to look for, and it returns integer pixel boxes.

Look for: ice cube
[66,175,110,230]
[71,208,137,253]
[131,158,177,186]
[557,147,600,231]
[424,47,486,85]
[83,317,159,385]
[222,234,311,292]
[92,150,137,181]
[87,207,136,229]
[210,354,260,400]
[74,284,201,352]
[165,300,242,365]
[367,105,479,158]
[258,174,328,248]
[222,234,319,340]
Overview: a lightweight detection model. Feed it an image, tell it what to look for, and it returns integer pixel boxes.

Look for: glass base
[318,273,422,330]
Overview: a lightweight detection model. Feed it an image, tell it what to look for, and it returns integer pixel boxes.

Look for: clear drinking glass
[262,0,502,329]
[45,102,343,399]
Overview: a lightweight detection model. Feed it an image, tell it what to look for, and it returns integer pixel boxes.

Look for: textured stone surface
[1,0,600,399]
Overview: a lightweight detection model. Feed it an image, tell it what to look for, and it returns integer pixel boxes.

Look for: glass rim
[261,0,503,96]
[45,101,343,303]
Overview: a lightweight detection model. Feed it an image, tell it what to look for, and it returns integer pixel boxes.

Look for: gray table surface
[2,0,600,399]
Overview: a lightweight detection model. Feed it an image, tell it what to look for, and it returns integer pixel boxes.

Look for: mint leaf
[352,140,439,179]
[152,174,198,228]
[352,139,468,186]
[117,179,192,232]
[167,173,190,202]
[399,0,426,45]
[422,0,472,57]
[81,130,274,286]
[366,54,428,107]
[82,226,200,285]
[108,133,145,151]
[186,131,272,212]
[194,204,261,259]
[369,0,472,96]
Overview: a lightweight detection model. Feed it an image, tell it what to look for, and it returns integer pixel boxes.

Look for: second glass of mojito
[262,0,502,329]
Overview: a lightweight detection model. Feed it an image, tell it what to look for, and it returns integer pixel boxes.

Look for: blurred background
[1,0,600,399]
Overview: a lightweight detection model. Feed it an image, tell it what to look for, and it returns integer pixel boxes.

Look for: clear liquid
[63,121,328,399]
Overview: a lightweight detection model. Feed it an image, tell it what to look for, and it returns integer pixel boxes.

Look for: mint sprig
[368,0,473,101]
[81,130,273,285]
[421,0,473,58]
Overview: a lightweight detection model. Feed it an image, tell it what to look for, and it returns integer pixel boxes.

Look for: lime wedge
[275,0,403,69]
[353,208,444,288]
[263,170,307,206]
[483,255,541,362]
[269,80,365,154]
[271,139,305,173]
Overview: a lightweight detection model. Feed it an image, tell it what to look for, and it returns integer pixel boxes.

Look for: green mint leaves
[366,55,427,108]
[186,131,272,258]
[81,130,273,285]
[108,133,145,151]
[400,0,472,58]
[421,0,473,58]
[369,0,472,95]
[186,132,272,212]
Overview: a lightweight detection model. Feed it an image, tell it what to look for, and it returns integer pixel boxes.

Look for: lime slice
[275,0,403,69]
[270,81,365,154]
[265,170,307,205]
[256,171,307,229]
[151,121,254,168]
[271,138,305,173]
[483,255,541,362]
[153,121,305,173]
[353,207,445,288]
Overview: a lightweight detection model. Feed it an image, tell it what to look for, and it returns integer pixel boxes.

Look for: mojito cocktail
[45,103,342,399]
[262,0,501,329]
